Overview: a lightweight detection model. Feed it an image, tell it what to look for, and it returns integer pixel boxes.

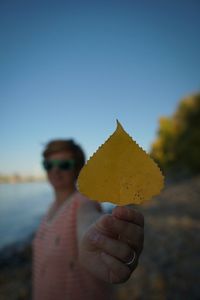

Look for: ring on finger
[125,250,137,266]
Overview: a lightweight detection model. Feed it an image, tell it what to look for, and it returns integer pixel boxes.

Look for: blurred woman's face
[45,151,77,191]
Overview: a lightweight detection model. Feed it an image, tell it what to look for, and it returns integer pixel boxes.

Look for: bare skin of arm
[77,201,144,284]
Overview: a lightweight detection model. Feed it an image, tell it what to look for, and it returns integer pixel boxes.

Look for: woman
[32,139,144,300]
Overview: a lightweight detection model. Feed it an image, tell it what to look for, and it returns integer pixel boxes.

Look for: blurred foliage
[150,93,200,178]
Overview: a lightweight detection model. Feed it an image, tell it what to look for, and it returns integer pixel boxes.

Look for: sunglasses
[42,159,76,171]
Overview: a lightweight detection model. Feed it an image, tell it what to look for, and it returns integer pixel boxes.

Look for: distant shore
[0,174,46,184]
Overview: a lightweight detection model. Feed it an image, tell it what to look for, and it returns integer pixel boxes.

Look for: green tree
[150,93,200,178]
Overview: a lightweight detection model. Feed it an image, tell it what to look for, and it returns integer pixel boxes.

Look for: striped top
[32,191,114,300]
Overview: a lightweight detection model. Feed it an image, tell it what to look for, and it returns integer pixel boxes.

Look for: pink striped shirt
[32,191,114,300]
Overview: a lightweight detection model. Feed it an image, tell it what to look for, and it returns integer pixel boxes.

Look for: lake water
[0,182,113,251]
[0,182,52,250]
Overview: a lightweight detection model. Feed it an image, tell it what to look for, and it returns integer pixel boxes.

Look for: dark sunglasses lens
[59,161,74,170]
[42,159,75,171]
[43,160,52,171]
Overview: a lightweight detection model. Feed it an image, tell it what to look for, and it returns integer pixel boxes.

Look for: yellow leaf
[77,120,164,205]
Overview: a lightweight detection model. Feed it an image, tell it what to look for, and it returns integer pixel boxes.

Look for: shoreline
[0,176,200,300]
[0,179,46,184]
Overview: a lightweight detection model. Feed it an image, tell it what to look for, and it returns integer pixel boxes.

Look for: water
[0,182,52,250]
[0,182,114,251]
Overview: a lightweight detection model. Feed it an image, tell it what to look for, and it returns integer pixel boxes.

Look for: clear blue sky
[1,0,200,176]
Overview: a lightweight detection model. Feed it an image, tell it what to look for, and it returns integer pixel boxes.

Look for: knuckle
[86,228,105,245]
[97,214,112,229]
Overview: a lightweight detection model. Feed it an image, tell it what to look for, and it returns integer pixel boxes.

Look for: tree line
[150,93,200,180]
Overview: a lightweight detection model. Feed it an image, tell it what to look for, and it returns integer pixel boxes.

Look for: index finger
[112,206,144,228]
